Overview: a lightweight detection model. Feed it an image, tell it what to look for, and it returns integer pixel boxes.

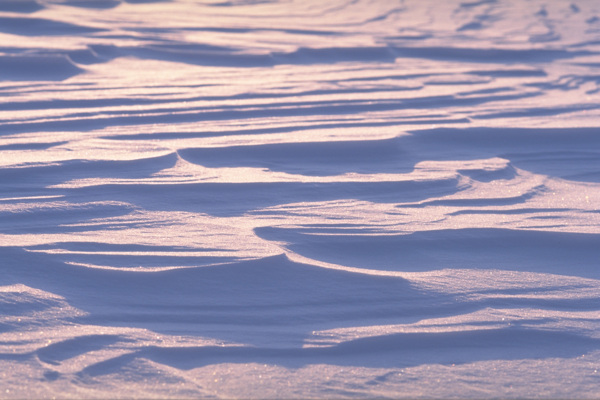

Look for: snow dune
[1,0,600,398]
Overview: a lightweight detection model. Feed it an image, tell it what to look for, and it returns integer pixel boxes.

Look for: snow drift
[1,0,600,398]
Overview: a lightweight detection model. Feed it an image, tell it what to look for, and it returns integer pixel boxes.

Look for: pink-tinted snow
[1,0,600,398]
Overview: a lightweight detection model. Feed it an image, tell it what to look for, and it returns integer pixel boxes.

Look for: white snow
[1,0,600,398]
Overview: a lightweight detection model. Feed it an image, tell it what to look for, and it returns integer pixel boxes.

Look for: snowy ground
[1,0,600,398]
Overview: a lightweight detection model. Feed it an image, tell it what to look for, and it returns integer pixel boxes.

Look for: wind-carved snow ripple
[2,0,600,397]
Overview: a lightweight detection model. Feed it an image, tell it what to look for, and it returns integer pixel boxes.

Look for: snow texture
[1,0,600,398]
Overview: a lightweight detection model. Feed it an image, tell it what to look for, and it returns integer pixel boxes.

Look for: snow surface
[1,0,600,398]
